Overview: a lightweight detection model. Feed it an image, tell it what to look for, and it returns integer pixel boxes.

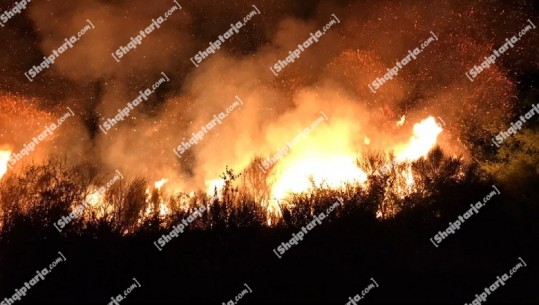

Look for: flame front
[0,115,444,226]
[269,120,368,200]
[271,155,368,200]
[269,116,442,200]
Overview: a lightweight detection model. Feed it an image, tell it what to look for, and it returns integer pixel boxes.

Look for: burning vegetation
[0,91,453,231]
[0,0,536,235]
[0,0,537,304]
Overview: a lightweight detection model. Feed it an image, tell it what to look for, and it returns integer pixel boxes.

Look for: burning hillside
[0,112,452,231]
[0,0,535,227]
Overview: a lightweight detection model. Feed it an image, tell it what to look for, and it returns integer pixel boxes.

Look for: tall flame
[395,116,443,162]
[269,120,368,200]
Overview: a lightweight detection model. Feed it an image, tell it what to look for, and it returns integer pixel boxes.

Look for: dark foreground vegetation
[0,148,537,304]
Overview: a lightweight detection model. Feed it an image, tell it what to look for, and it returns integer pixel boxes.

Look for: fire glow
[268,115,442,200]
[0,113,443,225]
[0,150,12,180]
[147,115,443,218]
[394,117,443,162]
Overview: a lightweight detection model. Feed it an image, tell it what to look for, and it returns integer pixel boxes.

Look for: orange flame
[154,178,173,217]
[269,119,368,200]
[395,116,443,162]
[269,116,442,200]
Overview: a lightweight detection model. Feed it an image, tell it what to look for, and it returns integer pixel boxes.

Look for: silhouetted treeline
[0,149,537,304]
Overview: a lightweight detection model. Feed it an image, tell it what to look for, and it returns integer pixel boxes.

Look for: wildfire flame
[269,116,442,200]
[395,116,443,162]
[206,178,226,195]
[0,150,12,180]
[153,178,173,217]
[0,115,444,226]
[269,119,369,200]
[154,178,169,190]
[271,155,368,200]
[142,178,174,221]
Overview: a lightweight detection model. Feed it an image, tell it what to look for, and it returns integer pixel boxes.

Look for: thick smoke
[0,0,537,190]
